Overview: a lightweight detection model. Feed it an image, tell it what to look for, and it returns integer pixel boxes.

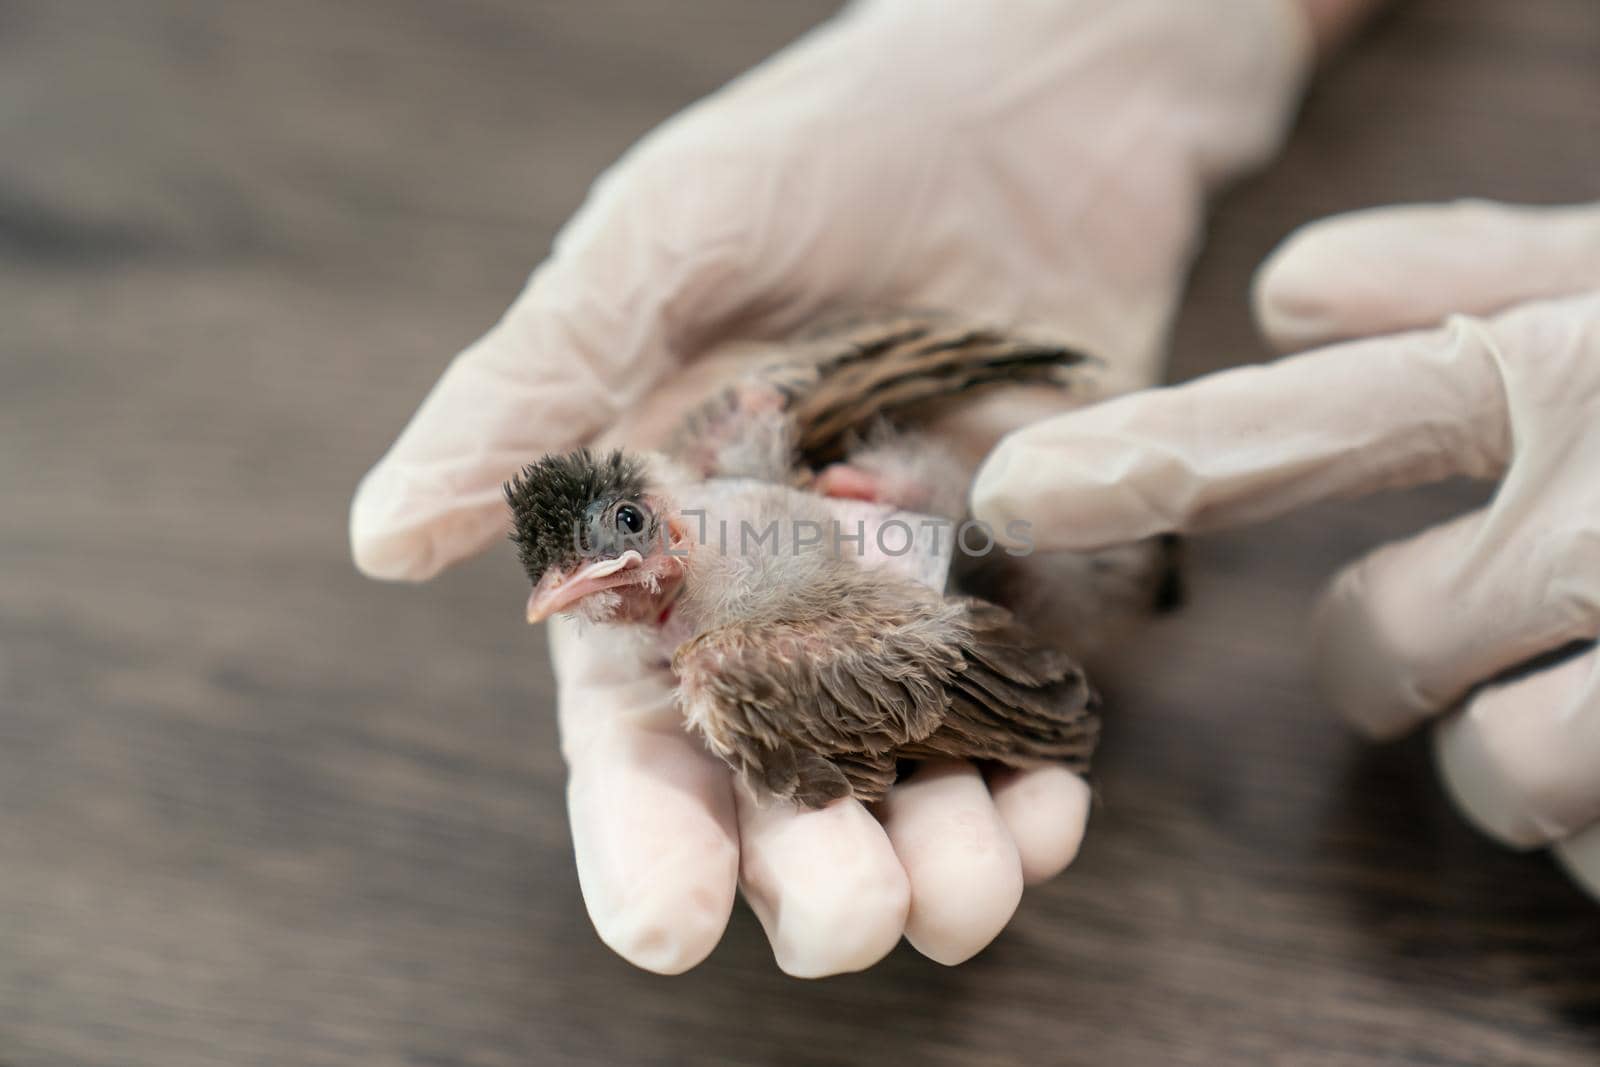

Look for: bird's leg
[814,432,971,519]
[812,463,884,502]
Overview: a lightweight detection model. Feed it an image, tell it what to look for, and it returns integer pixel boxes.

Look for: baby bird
[506,315,1113,808]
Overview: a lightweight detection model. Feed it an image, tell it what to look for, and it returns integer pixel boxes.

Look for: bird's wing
[903,597,1100,771]
[669,313,1093,477]
[672,593,966,807]
[674,581,1100,805]
[783,314,1093,467]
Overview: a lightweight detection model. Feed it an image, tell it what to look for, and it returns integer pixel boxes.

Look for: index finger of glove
[972,316,1512,552]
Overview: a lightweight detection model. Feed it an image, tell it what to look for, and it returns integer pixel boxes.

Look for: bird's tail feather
[902,597,1100,770]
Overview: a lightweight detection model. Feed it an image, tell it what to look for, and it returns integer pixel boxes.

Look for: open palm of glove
[350,0,1308,974]
[974,199,1600,899]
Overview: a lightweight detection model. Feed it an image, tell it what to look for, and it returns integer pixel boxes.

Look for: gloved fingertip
[1309,568,1430,743]
[988,766,1091,885]
[1433,649,1600,852]
[350,523,436,583]
[349,465,435,580]
[350,463,504,582]
[968,442,1030,544]
[884,764,1024,967]
[589,879,735,975]
[1552,827,1600,904]
[970,430,1141,553]
[1433,713,1547,850]
[567,729,741,974]
[903,863,1023,968]
[738,797,910,978]
[763,866,910,979]
[1251,221,1347,353]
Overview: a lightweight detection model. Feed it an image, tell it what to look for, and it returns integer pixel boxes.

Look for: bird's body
[507,314,1145,807]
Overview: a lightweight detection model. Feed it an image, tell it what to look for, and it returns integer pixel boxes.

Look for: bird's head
[505,448,689,626]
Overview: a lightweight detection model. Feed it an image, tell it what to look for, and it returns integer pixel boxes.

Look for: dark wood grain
[3,2,1599,1065]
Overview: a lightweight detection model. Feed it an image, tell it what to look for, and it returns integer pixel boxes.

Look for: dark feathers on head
[504,448,648,581]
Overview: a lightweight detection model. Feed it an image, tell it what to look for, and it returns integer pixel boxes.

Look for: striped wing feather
[670,313,1091,477]
[674,585,1100,807]
[673,587,963,808]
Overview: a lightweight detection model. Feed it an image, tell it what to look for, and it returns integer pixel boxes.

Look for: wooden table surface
[4,2,1600,1064]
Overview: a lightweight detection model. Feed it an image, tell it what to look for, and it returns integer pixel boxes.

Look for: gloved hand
[973,199,1600,898]
[351,0,1312,974]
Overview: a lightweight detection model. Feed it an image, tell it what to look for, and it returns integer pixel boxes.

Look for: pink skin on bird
[524,506,691,626]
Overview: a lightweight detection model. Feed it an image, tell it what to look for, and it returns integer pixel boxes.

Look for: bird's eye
[584,499,652,558]
[614,503,647,535]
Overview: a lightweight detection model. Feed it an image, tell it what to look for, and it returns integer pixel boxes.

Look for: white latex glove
[351,0,1311,974]
[973,199,1600,899]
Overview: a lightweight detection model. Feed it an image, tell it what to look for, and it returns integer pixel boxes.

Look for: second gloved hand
[973,199,1600,899]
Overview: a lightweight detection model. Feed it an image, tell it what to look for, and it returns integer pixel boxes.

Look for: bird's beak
[525,551,646,623]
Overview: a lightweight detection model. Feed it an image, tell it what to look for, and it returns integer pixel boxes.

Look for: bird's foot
[813,463,886,503]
